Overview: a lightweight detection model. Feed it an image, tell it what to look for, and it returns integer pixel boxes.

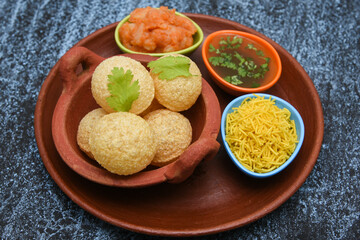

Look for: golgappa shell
[150,54,202,112]
[91,56,154,115]
[139,97,164,117]
[76,108,107,159]
[89,112,157,175]
[144,109,192,167]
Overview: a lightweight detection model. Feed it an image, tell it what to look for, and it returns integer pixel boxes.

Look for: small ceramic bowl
[202,30,282,95]
[51,46,220,187]
[114,12,203,57]
[221,93,305,178]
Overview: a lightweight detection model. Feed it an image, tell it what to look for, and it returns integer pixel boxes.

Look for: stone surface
[0,0,359,239]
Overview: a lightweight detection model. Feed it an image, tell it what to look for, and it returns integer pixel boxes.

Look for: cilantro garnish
[208,36,270,87]
[245,43,256,51]
[147,56,194,80]
[209,44,217,52]
[224,75,243,85]
[106,67,140,112]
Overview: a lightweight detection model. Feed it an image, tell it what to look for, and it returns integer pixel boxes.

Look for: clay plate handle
[59,46,104,94]
[52,46,105,181]
[164,137,220,183]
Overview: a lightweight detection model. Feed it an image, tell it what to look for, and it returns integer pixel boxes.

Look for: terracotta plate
[34,14,324,236]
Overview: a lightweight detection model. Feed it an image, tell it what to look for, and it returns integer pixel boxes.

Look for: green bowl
[114,12,204,57]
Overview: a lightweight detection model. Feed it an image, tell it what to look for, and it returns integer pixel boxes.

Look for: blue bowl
[221,93,305,178]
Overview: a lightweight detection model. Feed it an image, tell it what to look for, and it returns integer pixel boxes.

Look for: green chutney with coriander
[207,34,271,88]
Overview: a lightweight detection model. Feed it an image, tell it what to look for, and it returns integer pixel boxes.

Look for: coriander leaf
[234,52,245,64]
[226,36,231,44]
[232,44,241,49]
[238,67,247,77]
[147,56,193,80]
[246,43,257,51]
[237,37,243,45]
[106,67,140,112]
[231,36,240,44]
[224,76,231,82]
[219,45,226,51]
[230,75,243,85]
[219,38,227,45]
[221,61,237,70]
[245,59,257,71]
[209,56,223,66]
[261,63,268,69]
[225,75,243,85]
[209,44,216,52]
[253,72,262,78]
[256,50,264,56]
[251,82,261,88]
[229,37,243,49]
[220,52,232,62]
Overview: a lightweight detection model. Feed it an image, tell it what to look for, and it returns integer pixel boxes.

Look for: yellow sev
[225,95,298,173]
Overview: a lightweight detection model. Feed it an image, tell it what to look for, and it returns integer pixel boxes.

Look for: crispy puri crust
[144,109,192,167]
[76,108,107,159]
[151,55,202,112]
[89,112,157,175]
[91,56,155,115]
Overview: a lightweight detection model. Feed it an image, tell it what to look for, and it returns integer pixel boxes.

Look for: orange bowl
[202,30,282,95]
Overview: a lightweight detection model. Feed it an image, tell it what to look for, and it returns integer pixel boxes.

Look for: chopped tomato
[119,6,197,53]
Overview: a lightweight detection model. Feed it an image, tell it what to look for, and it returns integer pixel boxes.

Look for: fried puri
[150,54,202,112]
[76,108,107,159]
[144,109,192,167]
[139,97,164,117]
[89,112,157,175]
[91,56,154,115]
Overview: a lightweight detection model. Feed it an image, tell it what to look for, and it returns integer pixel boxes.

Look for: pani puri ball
[77,108,107,159]
[139,97,164,117]
[89,112,157,175]
[150,54,202,112]
[91,56,154,115]
[144,109,192,167]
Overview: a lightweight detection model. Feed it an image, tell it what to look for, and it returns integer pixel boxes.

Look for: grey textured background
[0,0,359,239]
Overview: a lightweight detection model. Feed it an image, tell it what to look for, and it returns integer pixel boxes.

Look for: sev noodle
[225,95,298,173]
